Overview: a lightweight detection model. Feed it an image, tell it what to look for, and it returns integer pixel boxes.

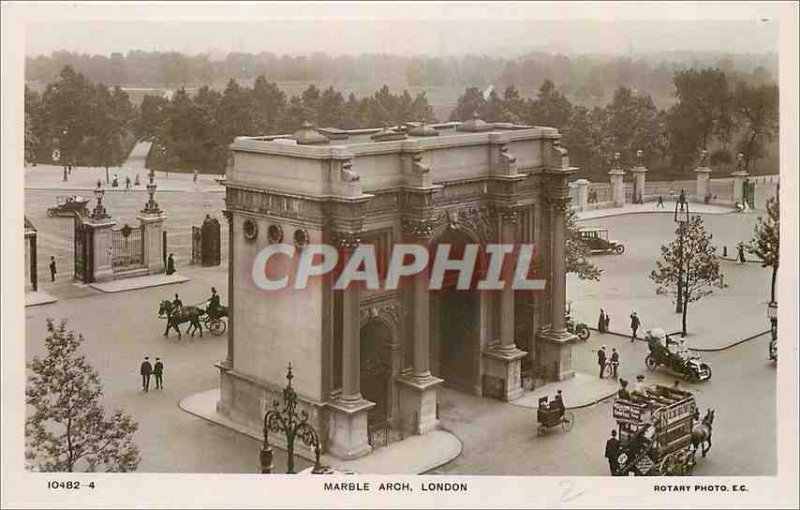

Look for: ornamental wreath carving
[243,218,258,241]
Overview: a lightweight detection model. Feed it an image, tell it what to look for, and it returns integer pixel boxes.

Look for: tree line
[26,50,776,107]
[25,65,778,180]
[448,69,778,180]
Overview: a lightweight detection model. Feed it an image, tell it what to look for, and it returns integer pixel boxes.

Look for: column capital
[400,217,437,241]
[545,196,572,212]
[496,206,519,224]
[330,230,361,250]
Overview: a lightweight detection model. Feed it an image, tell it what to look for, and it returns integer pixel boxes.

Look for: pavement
[180,388,463,475]
[510,372,619,410]
[569,212,774,351]
[89,273,190,293]
[576,202,736,220]
[24,291,58,307]
[24,141,225,193]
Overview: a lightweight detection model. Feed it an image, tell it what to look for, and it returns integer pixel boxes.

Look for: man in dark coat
[207,287,220,317]
[166,253,176,275]
[140,357,153,392]
[598,346,607,378]
[154,358,164,390]
[49,256,57,282]
[605,430,620,475]
[630,312,641,342]
[618,379,631,400]
[610,348,620,379]
[172,293,183,315]
[598,309,606,333]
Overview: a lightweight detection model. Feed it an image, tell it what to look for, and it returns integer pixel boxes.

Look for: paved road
[24,264,309,474]
[431,331,775,476]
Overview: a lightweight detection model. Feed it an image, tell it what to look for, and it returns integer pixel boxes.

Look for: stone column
[536,147,578,382]
[574,179,589,211]
[483,208,526,401]
[326,232,374,460]
[138,212,165,274]
[630,150,648,203]
[731,153,749,207]
[608,152,626,207]
[223,210,234,366]
[396,219,442,435]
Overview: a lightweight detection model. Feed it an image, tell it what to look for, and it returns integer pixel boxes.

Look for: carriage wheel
[577,326,590,341]
[701,364,712,381]
[209,318,227,336]
[614,245,625,255]
[645,355,657,370]
[659,453,679,475]
[561,411,574,432]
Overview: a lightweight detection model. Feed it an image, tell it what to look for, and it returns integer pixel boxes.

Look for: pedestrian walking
[48,256,57,282]
[193,170,199,184]
[125,176,131,189]
[656,195,664,208]
[630,311,640,342]
[166,253,176,275]
[598,345,607,379]
[610,348,620,379]
[154,358,164,390]
[140,357,153,392]
[134,173,140,186]
[737,243,747,264]
[605,430,620,476]
[598,309,606,333]
[605,313,611,332]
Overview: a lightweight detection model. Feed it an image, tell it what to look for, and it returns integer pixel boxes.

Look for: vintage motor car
[644,328,712,381]
[46,195,90,217]
[578,227,625,255]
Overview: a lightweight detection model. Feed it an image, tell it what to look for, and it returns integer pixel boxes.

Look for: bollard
[723,246,727,258]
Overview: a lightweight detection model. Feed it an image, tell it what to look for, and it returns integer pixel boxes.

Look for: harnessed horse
[691,408,715,458]
[159,300,203,338]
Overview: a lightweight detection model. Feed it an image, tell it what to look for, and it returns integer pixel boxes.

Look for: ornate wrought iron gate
[111,224,144,271]
[73,216,93,282]
[191,215,221,266]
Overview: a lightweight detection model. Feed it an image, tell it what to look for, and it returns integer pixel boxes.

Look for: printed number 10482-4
[47,481,94,490]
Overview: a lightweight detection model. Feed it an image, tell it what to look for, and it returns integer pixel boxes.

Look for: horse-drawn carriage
[536,395,575,435]
[158,298,228,338]
[644,329,712,382]
[612,384,714,476]
[46,195,90,217]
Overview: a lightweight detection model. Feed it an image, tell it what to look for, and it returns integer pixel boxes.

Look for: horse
[691,408,715,459]
[158,300,203,338]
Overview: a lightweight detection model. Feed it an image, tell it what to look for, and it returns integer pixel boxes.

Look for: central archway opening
[430,228,482,392]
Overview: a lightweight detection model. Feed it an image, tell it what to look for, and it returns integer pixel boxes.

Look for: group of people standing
[597,309,641,341]
[139,356,164,392]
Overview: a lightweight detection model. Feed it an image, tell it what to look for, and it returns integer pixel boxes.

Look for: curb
[25,187,225,194]
[586,327,770,352]
[576,209,736,221]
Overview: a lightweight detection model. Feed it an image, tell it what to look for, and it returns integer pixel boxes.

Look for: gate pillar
[138,211,165,274]
[82,216,116,283]
[608,153,626,207]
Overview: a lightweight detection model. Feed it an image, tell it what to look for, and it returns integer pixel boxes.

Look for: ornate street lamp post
[90,182,110,220]
[260,363,327,475]
[674,190,690,317]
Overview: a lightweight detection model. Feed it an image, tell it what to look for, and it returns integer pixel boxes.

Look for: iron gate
[73,216,94,283]
[191,215,221,266]
[111,224,144,271]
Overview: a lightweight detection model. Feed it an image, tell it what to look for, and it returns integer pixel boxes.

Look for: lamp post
[90,182,109,220]
[767,301,777,361]
[60,128,68,182]
[674,190,689,317]
[260,363,327,475]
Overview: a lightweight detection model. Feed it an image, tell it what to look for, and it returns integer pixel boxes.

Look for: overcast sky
[17,2,783,57]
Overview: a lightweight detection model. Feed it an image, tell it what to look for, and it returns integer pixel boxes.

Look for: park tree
[26,320,140,472]
[565,209,602,281]
[650,216,727,337]
[604,87,661,167]
[134,94,169,141]
[528,79,573,129]
[24,86,44,164]
[733,82,779,172]
[40,66,96,169]
[449,86,486,121]
[748,193,779,302]
[251,76,287,134]
[90,84,135,183]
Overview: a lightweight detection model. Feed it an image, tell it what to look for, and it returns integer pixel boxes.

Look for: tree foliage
[26,320,140,472]
[733,83,779,172]
[565,209,602,281]
[748,193,779,302]
[650,216,727,335]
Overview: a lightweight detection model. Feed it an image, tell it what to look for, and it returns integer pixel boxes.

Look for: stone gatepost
[138,171,166,274]
[84,216,116,283]
[629,150,648,203]
[695,150,712,200]
[574,179,589,211]
[731,153,749,207]
[608,152,625,207]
